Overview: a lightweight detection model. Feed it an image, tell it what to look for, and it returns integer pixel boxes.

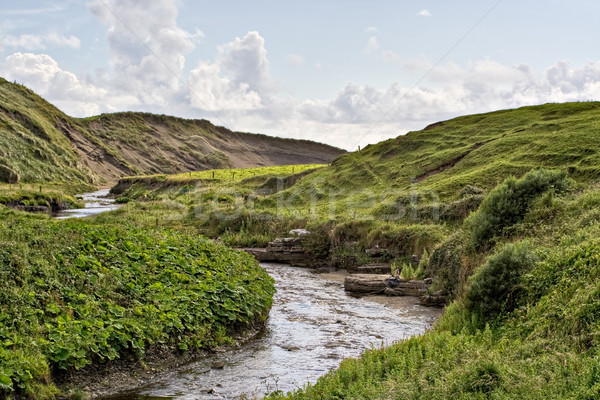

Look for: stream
[55,189,119,219]
[102,263,442,400]
[57,190,443,399]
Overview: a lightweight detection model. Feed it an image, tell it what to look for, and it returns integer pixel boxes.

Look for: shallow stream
[101,263,442,399]
[55,188,119,219]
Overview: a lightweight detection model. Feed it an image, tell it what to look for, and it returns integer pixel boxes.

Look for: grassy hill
[0,77,344,185]
[107,102,600,250]
[99,101,600,398]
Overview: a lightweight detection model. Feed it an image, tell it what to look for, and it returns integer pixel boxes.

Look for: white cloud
[365,36,380,54]
[1,52,111,116]
[418,9,433,17]
[188,60,262,112]
[287,59,600,149]
[217,31,275,95]
[88,0,197,103]
[3,0,600,152]
[2,33,81,50]
[365,26,379,33]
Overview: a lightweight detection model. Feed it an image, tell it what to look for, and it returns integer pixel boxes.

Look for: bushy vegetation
[0,187,84,211]
[464,168,570,249]
[267,184,600,400]
[6,96,600,399]
[464,241,538,322]
[0,209,274,398]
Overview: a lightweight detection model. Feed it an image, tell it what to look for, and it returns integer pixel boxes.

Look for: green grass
[264,179,600,400]
[6,98,600,399]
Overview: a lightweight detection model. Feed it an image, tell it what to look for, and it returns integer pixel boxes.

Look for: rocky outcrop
[240,230,319,267]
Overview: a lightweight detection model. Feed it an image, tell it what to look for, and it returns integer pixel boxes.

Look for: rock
[424,278,433,285]
[211,361,225,370]
[200,388,215,394]
[240,236,309,266]
[420,290,448,307]
[343,274,390,294]
[344,274,433,298]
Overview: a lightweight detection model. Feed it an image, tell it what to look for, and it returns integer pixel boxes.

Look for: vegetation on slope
[5,99,600,399]
[0,77,344,185]
[104,102,600,268]
[265,170,600,400]
[0,208,274,398]
[97,102,600,398]
[0,78,100,184]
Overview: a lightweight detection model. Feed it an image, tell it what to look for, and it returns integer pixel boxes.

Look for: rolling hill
[0,77,344,185]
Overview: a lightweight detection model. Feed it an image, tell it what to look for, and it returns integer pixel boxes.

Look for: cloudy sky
[1,1,599,150]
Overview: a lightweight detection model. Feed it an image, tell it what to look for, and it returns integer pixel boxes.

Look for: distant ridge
[0,77,345,184]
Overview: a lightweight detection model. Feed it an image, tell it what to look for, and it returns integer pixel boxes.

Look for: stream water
[102,263,443,400]
[55,190,442,399]
[55,189,119,219]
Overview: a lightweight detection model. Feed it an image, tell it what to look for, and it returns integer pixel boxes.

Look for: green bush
[465,168,570,249]
[465,241,538,322]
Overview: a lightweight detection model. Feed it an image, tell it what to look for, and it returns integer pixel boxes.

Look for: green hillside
[291,101,600,201]
[0,77,344,185]
[0,78,100,184]
[101,101,600,399]
[108,102,600,252]
[5,96,600,399]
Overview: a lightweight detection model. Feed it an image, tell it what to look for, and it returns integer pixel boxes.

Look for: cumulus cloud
[187,31,279,116]
[2,52,112,115]
[293,59,600,142]
[88,0,200,104]
[365,26,379,33]
[217,31,275,95]
[418,9,433,17]
[3,0,600,151]
[188,60,262,112]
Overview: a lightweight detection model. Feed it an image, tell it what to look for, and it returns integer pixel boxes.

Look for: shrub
[464,241,538,322]
[426,232,466,296]
[465,168,569,249]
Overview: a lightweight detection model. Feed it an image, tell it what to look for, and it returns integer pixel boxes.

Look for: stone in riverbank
[344,274,427,297]
[343,274,390,293]
[239,237,308,266]
[343,274,447,307]
[355,263,391,274]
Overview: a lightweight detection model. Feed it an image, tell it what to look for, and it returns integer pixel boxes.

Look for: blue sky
[1,0,599,150]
